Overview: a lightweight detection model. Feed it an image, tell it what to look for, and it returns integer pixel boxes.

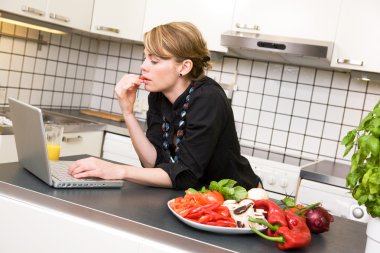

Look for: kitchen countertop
[0,157,367,253]
[300,160,351,188]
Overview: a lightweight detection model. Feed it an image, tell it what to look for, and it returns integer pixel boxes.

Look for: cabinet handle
[21,6,45,16]
[337,58,364,66]
[49,13,70,23]
[96,25,120,34]
[236,23,260,31]
[62,136,82,143]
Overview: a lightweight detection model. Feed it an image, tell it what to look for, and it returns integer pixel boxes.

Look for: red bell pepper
[252,199,288,235]
[250,209,311,250]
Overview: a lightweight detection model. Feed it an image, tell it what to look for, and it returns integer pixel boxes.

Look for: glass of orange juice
[45,124,64,160]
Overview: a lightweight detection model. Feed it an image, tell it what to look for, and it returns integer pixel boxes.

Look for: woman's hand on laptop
[68,157,125,180]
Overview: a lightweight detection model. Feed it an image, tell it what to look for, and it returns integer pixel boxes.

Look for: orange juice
[47,143,61,160]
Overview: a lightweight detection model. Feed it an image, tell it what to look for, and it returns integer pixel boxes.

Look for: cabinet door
[47,0,94,31]
[331,0,380,72]
[91,0,146,41]
[60,131,103,157]
[102,133,141,167]
[0,135,18,164]
[233,0,341,41]
[143,0,235,52]
[0,0,47,20]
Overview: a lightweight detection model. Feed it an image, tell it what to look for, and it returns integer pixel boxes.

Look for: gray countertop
[301,160,351,188]
[0,157,367,253]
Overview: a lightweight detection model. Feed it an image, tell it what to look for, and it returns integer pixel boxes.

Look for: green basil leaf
[368,136,380,156]
[341,130,357,145]
[233,186,248,201]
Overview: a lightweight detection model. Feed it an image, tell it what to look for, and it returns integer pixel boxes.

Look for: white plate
[167,200,265,234]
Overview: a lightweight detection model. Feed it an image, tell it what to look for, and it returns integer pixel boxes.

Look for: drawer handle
[96,25,120,34]
[62,136,82,143]
[337,58,364,66]
[49,13,70,23]
[21,6,45,16]
[236,23,260,31]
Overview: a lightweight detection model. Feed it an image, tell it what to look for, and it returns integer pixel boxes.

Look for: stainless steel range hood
[221,30,334,67]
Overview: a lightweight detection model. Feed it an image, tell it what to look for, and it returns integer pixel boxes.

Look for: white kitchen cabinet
[0,0,47,21]
[0,0,94,31]
[102,132,141,167]
[0,135,18,164]
[331,0,380,73]
[60,131,103,157]
[232,0,341,42]
[143,0,235,52]
[0,131,103,164]
[46,0,94,31]
[91,0,146,41]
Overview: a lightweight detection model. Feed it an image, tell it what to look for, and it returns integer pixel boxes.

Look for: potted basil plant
[341,101,380,252]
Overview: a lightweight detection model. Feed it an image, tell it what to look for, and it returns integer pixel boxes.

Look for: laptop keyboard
[50,161,83,182]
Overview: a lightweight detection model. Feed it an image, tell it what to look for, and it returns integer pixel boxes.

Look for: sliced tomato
[203,191,224,204]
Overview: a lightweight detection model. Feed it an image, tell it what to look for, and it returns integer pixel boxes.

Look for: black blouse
[145,76,260,190]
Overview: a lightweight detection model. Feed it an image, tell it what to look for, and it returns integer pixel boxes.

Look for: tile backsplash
[1,22,380,166]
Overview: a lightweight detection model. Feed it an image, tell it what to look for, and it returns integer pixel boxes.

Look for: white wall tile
[60,34,71,48]
[331,71,350,89]
[102,83,114,98]
[292,100,309,117]
[309,103,326,120]
[287,133,304,150]
[92,82,103,96]
[264,79,280,96]
[325,105,344,123]
[66,64,77,78]
[267,63,283,80]
[108,42,120,56]
[249,77,265,93]
[312,86,329,104]
[273,114,291,132]
[58,47,69,62]
[277,98,294,115]
[64,78,74,92]
[256,127,272,144]
[20,73,32,89]
[329,89,347,106]
[119,58,130,72]
[306,119,324,137]
[243,108,260,125]
[12,39,25,54]
[271,130,288,147]
[104,70,116,84]
[261,95,277,112]
[279,81,296,98]
[41,91,53,105]
[259,111,275,128]
[246,93,262,109]
[30,90,42,104]
[290,117,307,134]
[0,37,13,53]
[0,70,9,86]
[131,44,144,59]
[367,82,380,95]
[46,60,57,75]
[52,92,63,106]
[295,83,312,101]
[364,94,380,111]
[222,57,238,73]
[241,124,257,141]
[315,70,333,87]
[10,55,23,71]
[346,91,365,109]
[322,122,341,141]
[349,78,367,92]
[221,72,235,85]
[319,139,338,157]
[236,75,250,91]
[107,56,118,70]
[282,65,299,82]
[62,93,73,107]
[232,105,245,122]
[94,68,105,82]
[298,67,315,84]
[130,59,142,74]
[251,61,267,77]
[78,52,88,65]
[343,108,362,126]
[44,76,56,90]
[232,91,247,107]
[25,41,37,57]
[74,80,84,93]
[18,89,30,102]
[101,97,112,111]
[303,136,320,154]
[35,59,46,74]
[98,40,109,54]
[56,62,67,77]
[96,55,107,68]
[8,71,21,87]
[237,59,252,75]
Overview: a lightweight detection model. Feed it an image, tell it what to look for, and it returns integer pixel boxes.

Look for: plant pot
[365,216,380,253]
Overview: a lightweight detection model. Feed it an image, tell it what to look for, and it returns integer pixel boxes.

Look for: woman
[68,22,261,190]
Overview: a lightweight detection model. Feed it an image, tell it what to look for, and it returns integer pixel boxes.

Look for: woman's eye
[151,60,158,64]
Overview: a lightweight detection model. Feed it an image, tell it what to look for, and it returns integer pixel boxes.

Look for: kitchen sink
[0,109,105,135]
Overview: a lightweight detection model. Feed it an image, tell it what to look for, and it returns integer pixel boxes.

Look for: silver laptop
[8,97,124,188]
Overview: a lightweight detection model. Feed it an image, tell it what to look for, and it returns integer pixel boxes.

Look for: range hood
[220,30,334,68]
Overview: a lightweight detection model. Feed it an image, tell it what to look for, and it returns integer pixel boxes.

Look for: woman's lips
[140,76,151,81]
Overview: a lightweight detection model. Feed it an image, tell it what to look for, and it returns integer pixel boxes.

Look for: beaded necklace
[162,86,194,163]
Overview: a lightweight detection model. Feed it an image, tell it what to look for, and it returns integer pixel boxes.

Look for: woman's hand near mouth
[115,74,145,116]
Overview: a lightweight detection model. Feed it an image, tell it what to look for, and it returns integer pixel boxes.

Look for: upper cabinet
[232,0,341,42]
[331,0,380,73]
[91,0,146,41]
[47,0,94,31]
[0,0,94,31]
[143,0,235,52]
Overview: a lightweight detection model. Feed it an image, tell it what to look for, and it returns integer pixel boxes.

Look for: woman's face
[140,49,181,93]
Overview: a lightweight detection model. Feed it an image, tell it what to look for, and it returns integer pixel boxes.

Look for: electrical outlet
[0,88,6,102]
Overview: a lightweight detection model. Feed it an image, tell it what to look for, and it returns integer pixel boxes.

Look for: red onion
[305,206,334,233]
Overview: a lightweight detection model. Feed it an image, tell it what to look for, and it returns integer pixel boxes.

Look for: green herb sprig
[341,101,380,217]
[188,179,248,201]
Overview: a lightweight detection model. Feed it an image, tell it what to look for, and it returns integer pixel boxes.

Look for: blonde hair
[144,22,211,80]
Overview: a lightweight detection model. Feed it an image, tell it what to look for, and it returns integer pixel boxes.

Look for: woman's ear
[178,59,193,76]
